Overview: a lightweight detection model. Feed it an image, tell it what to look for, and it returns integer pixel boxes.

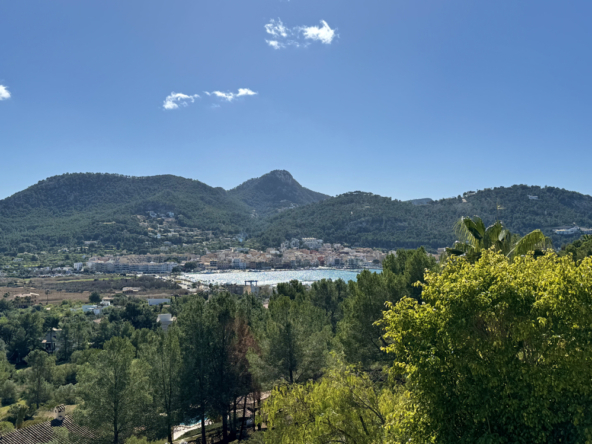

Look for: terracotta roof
[0,416,94,444]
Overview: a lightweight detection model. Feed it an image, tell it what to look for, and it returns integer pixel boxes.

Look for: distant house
[528,195,539,200]
[122,287,141,294]
[157,313,176,331]
[555,226,580,235]
[41,328,62,354]
[82,304,103,315]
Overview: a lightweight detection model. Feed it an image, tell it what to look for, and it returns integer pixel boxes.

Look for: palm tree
[446,216,552,261]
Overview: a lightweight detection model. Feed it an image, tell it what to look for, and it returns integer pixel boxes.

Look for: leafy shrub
[1,380,18,405]
[6,403,36,426]
[0,421,15,433]
[53,384,78,405]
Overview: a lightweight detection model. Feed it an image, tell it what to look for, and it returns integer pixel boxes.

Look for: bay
[184,268,382,286]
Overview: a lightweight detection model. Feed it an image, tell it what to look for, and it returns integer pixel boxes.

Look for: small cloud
[0,85,11,101]
[266,40,283,50]
[163,92,200,110]
[300,20,336,45]
[207,88,258,102]
[237,88,257,97]
[265,19,289,38]
[264,18,337,49]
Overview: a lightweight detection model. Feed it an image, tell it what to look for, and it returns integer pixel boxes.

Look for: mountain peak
[228,170,330,216]
[266,170,295,183]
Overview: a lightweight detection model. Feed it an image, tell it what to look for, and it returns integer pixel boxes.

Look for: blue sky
[1,1,592,201]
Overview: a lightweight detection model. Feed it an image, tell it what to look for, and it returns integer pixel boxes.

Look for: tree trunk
[238,394,248,441]
[222,410,228,443]
[201,408,207,444]
[257,394,261,431]
[233,398,238,436]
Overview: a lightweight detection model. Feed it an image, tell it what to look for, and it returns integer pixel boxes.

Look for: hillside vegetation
[0,173,251,251]
[256,185,592,249]
[228,169,329,216]
[1,172,591,253]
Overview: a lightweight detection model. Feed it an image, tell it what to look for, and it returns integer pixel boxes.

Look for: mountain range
[0,170,591,253]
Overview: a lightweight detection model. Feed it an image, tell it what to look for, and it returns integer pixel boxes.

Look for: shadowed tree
[178,297,211,444]
[76,337,150,444]
[141,329,182,444]
[24,350,55,408]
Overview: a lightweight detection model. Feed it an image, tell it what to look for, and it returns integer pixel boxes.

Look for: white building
[87,260,176,274]
[157,313,176,331]
[554,226,580,235]
[302,238,323,250]
[232,258,247,269]
[82,304,103,315]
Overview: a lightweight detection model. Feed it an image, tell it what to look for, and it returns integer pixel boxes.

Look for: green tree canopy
[382,251,592,443]
[337,248,437,367]
[76,337,150,444]
[262,358,401,444]
[252,296,331,386]
[140,329,182,444]
[89,292,102,304]
[24,349,55,408]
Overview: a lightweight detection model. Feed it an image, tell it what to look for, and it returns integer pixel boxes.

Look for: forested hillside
[0,173,252,251]
[1,173,591,253]
[228,170,329,216]
[256,185,592,249]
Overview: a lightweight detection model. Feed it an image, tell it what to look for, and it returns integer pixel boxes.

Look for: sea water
[184,269,381,286]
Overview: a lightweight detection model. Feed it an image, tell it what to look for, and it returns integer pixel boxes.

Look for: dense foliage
[0,173,252,252]
[382,251,592,443]
[3,235,592,443]
[561,234,592,261]
[2,173,591,253]
[228,170,329,217]
[257,185,592,249]
[261,249,592,444]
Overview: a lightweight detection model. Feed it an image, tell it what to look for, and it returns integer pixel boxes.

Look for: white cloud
[207,88,258,102]
[237,88,257,97]
[266,40,283,50]
[264,19,337,49]
[265,19,289,38]
[163,92,200,110]
[300,20,336,44]
[0,85,11,101]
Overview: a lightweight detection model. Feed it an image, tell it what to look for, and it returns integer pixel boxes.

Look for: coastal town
[83,238,394,274]
[3,238,401,279]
